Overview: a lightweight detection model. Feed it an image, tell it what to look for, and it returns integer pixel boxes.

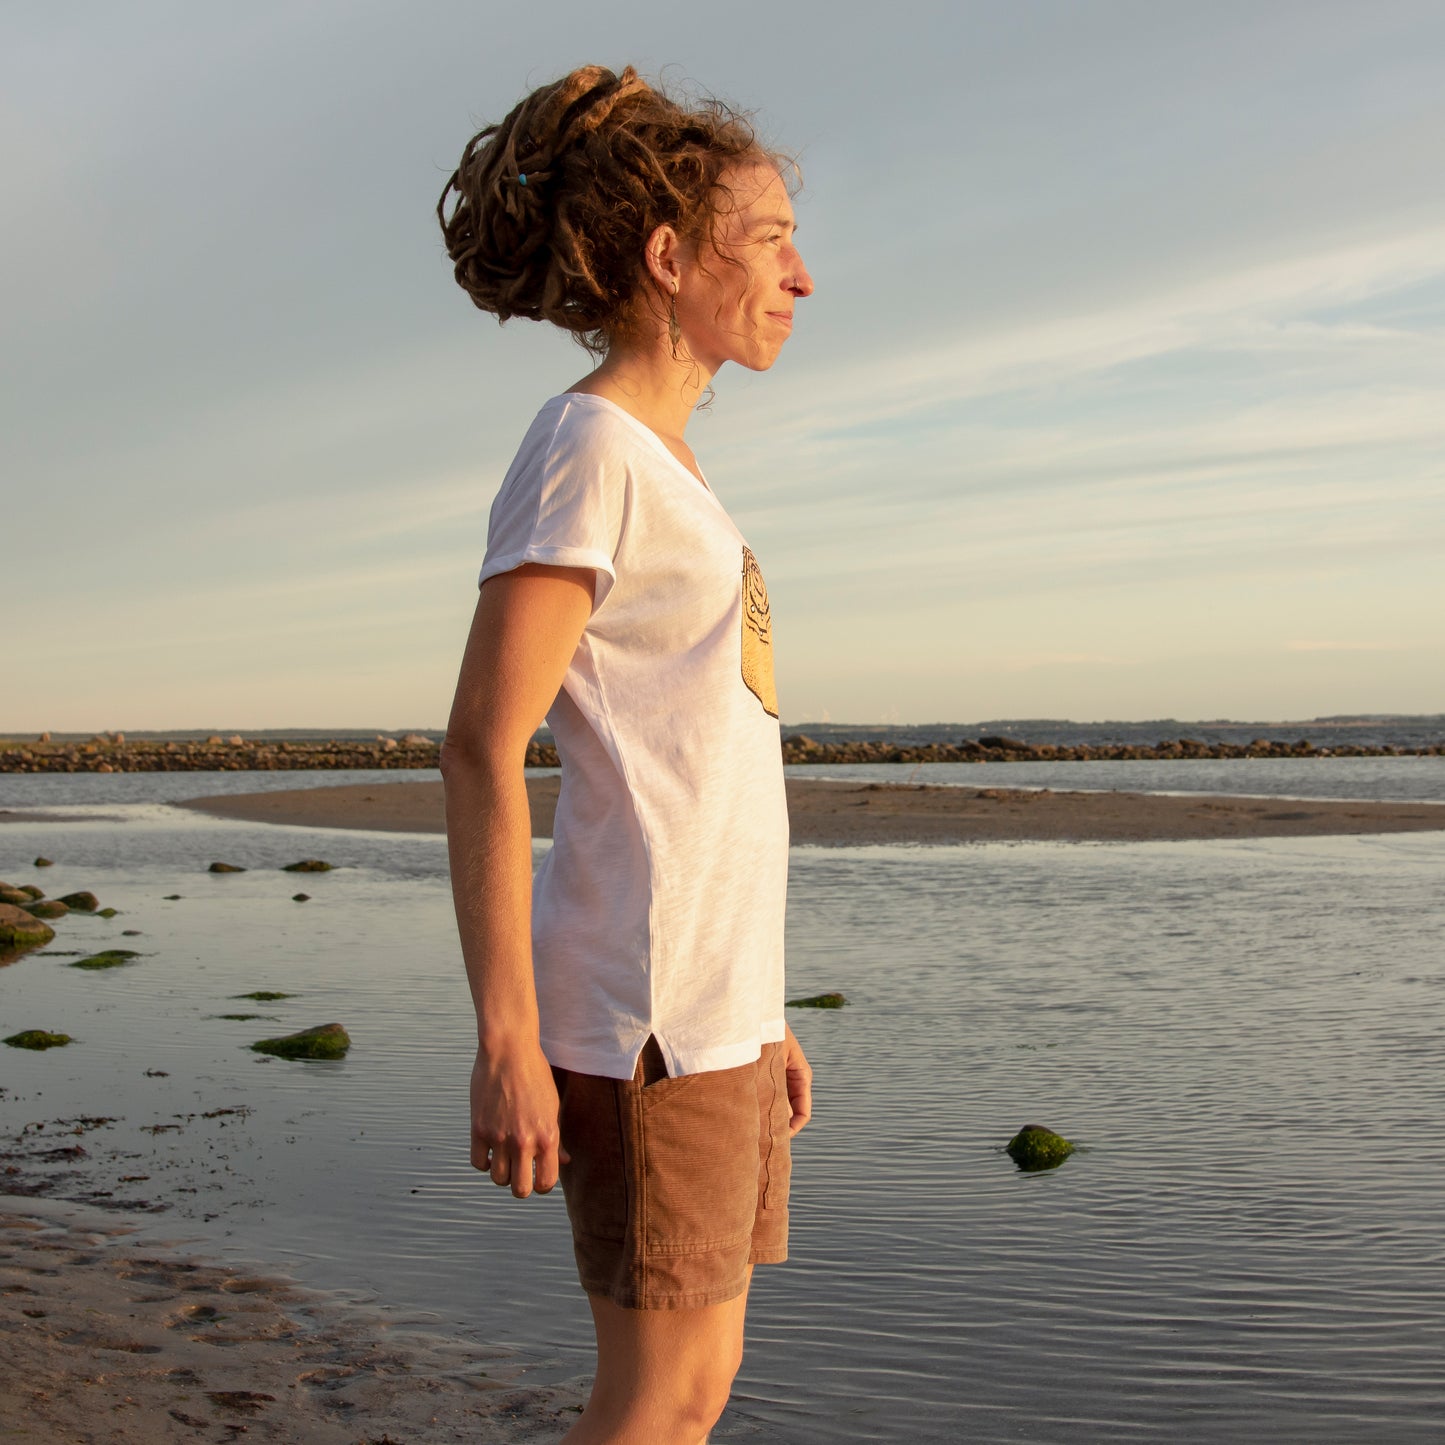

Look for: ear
[643,223,682,296]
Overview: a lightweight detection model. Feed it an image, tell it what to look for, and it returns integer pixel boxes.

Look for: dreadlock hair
[438,65,788,356]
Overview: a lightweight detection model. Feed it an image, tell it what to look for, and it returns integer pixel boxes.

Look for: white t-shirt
[479,393,789,1080]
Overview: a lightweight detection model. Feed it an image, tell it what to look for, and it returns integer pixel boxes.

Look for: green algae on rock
[57,891,99,911]
[95,907,119,918]
[216,1013,276,1022]
[4,1029,73,1050]
[786,992,849,1009]
[1005,1124,1075,1171]
[208,862,246,873]
[235,990,294,1001]
[282,859,332,873]
[0,903,56,948]
[69,949,142,971]
[250,1022,350,1060]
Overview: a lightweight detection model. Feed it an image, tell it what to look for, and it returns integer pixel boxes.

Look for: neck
[567,332,716,445]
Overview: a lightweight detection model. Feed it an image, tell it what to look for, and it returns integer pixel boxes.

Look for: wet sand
[175,776,1445,845]
[0,1199,581,1442]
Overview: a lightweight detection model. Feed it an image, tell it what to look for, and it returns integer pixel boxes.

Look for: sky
[3,0,1443,731]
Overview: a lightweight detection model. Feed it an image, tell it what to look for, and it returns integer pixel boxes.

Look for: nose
[786,245,813,298]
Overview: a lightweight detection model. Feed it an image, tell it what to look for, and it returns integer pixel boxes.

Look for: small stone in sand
[4,1029,73,1050]
[69,949,141,971]
[282,859,332,873]
[1006,1124,1075,1171]
[57,891,99,912]
[208,862,246,873]
[786,991,849,1009]
[251,1022,350,1060]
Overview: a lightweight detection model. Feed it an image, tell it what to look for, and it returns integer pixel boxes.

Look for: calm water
[3,774,1445,1441]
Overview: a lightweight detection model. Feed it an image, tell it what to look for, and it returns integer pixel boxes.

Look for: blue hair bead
[518,172,528,186]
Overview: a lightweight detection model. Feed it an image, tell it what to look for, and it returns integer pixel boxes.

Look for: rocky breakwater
[779,733,1445,765]
[1,734,563,774]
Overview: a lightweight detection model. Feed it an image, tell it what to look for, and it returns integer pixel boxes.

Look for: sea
[3,757,1445,1442]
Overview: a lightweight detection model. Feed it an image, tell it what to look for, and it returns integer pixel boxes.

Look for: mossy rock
[1005,1124,1075,1172]
[69,949,141,971]
[208,862,246,874]
[235,990,293,1001]
[4,1029,73,1051]
[216,1013,276,1022]
[57,891,99,912]
[282,859,332,873]
[0,886,32,906]
[24,899,69,920]
[96,907,119,918]
[251,1022,349,1060]
[786,992,849,1009]
[18,885,45,900]
[34,857,54,868]
[0,903,56,948]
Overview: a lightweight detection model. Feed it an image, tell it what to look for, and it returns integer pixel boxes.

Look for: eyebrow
[748,215,798,232]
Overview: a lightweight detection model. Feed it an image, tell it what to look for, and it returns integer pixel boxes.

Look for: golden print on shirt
[740,545,779,719]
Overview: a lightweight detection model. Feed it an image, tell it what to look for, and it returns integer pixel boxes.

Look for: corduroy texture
[552,1039,791,1309]
[438,65,786,354]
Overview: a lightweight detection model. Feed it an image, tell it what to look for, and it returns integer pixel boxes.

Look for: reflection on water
[2,805,1445,1441]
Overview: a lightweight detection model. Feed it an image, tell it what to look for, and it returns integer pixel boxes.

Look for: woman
[437,65,814,1444]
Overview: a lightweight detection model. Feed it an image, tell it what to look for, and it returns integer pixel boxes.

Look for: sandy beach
[173,775,1445,845]
[0,1200,581,1442]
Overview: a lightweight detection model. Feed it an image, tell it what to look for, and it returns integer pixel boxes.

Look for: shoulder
[503,394,651,490]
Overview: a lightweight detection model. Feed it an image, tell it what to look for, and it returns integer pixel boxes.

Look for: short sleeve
[479,400,626,611]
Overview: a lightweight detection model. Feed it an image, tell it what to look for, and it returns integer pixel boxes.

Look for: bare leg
[562,1269,752,1444]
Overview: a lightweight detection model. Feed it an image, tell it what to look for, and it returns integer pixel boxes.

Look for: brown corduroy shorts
[552,1038,791,1310]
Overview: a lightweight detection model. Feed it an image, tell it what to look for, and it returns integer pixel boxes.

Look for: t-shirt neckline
[558,391,715,497]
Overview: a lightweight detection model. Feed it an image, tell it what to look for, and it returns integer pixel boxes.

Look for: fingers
[472,1131,567,1198]
[786,1067,812,1135]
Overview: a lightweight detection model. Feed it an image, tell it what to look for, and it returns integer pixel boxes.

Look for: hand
[469,1043,570,1198]
[783,1023,813,1136]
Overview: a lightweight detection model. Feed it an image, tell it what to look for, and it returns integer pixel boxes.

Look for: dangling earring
[667,284,681,352]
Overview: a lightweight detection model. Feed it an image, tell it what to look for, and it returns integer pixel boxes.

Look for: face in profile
[674,162,813,374]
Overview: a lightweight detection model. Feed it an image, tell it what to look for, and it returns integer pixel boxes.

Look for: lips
[766,311,793,330]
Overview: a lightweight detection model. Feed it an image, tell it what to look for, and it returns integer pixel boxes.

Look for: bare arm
[441,563,594,1199]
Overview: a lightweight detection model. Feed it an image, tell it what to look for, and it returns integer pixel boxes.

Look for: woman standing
[437,65,813,1443]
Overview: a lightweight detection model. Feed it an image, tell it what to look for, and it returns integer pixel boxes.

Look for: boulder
[57,891,99,912]
[208,862,246,874]
[33,857,54,868]
[785,991,849,1009]
[0,887,31,906]
[18,885,44,900]
[1005,1124,1075,1171]
[0,904,56,948]
[4,1030,73,1050]
[24,899,68,920]
[282,859,332,873]
[250,1022,350,1060]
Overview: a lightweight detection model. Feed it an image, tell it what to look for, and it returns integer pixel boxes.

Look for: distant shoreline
[172,777,1445,846]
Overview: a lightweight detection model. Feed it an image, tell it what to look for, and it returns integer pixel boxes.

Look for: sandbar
[173,776,1445,845]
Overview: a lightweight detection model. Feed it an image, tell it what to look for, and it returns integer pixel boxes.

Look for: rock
[227,734,244,746]
[18,885,44,900]
[57,891,99,912]
[4,1030,73,1050]
[250,1022,350,1060]
[34,857,54,868]
[163,894,181,900]
[292,893,310,902]
[69,949,141,970]
[235,990,293,1001]
[207,735,223,745]
[96,907,118,918]
[0,887,31,906]
[786,991,849,1009]
[400,733,432,747]
[380,736,399,751]
[1005,1124,1075,1171]
[24,899,68,920]
[208,862,246,873]
[38,731,51,742]
[122,929,142,936]
[282,859,332,873]
[977,734,1034,753]
[0,904,56,948]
